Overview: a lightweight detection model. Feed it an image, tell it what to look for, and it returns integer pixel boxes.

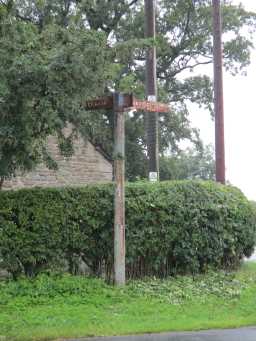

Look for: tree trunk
[0,177,4,190]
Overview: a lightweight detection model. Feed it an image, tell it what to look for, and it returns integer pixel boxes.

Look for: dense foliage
[0,269,253,309]
[1,264,256,340]
[0,181,255,279]
[160,145,215,181]
[0,0,256,182]
[0,7,111,184]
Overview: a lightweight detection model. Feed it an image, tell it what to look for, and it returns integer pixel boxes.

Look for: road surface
[69,327,256,341]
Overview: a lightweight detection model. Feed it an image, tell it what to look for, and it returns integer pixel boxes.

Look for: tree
[160,144,215,181]
[100,0,255,180]
[0,2,111,186]
[0,0,256,183]
[113,0,256,179]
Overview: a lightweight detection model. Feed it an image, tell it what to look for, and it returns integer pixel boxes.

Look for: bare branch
[128,0,139,7]
[15,11,35,23]
[158,60,212,79]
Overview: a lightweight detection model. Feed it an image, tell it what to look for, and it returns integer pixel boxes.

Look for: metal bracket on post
[113,93,126,286]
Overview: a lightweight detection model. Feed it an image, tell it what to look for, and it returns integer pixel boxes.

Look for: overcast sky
[189,0,256,201]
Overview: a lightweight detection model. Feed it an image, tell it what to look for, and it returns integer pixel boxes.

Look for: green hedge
[0,181,255,279]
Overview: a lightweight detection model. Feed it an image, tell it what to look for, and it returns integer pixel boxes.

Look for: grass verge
[0,262,256,341]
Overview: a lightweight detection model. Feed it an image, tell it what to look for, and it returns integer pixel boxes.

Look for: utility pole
[145,0,159,182]
[212,0,225,184]
[113,93,126,286]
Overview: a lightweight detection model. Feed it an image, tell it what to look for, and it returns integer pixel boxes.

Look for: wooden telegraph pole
[145,0,159,182]
[212,0,225,184]
[85,94,169,285]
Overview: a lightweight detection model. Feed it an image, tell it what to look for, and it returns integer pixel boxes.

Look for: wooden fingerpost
[84,93,169,286]
[113,93,126,286]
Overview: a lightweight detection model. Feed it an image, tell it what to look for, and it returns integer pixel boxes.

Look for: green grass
[0,262,256,341]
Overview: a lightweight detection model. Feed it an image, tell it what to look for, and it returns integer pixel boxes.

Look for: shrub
[0,181,255,279]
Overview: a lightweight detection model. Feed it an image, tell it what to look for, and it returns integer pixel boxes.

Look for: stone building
[2,129,113,190]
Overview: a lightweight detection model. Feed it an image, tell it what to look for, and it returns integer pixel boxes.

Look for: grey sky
[190,0,256,201]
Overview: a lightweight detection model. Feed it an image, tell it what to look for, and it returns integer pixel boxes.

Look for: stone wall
[3,131,113,190]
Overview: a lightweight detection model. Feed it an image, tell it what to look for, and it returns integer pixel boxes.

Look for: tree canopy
[0,1,111,183]
[160,144,215,181]
[0,0,255,183]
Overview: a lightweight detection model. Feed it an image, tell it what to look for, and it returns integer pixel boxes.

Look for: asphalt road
[69,327,256,341]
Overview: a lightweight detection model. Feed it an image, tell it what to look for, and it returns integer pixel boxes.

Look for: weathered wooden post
[113,93,126,286]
